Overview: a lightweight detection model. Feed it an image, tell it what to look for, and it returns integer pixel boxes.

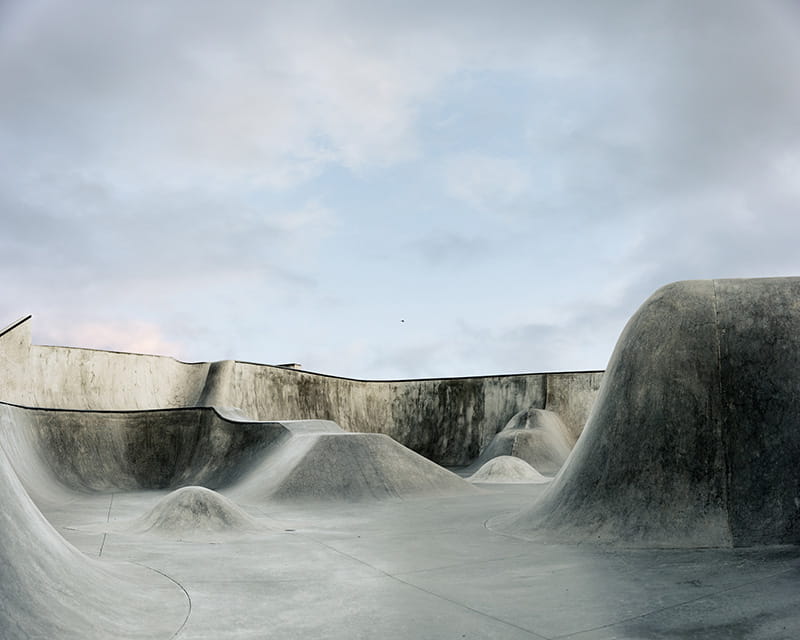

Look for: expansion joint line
[302,532,550,640]
[106,492,115,522]
[98,492,115,557]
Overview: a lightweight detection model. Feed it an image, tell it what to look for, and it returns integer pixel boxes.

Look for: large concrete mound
[468,456,551,484]
[231,432,477,503]
[498,278,800,548]
[130,486,263,539]
[472,408,574,475]
[0,444,186,638]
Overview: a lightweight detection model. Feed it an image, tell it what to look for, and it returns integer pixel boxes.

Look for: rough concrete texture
[0,317,602,465]
[499,277,800,547]
[129,486,265,539]
[468,456,551,484]
[469,408,574,475]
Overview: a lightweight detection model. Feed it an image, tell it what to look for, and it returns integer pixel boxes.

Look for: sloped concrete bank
[497,277,800,547]
[0,403,188,639]
[0,318,602,465]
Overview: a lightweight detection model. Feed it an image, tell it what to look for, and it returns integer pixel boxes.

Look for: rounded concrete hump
[475,408,573,475]
[230,432,478,503]
[497,277,800,548]
[468,456,551,484]
[134,486,263,538]
[501,408,565,433]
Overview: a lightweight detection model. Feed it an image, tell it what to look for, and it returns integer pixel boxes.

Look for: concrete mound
[131,486,263,539]
[468,456,551,484]
[472,409,573,475]
[498,278,800,548]
[0,443,186,638]
[231,432,478,503]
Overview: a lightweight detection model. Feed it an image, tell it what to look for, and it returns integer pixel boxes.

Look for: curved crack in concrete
[132,561,193,640]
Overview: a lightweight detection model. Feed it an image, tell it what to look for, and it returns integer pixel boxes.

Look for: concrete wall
[27,345,209,410]
[0,316,604,465]
[214,363,603,464]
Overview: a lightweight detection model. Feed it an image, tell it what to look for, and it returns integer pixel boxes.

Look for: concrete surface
[1,277,800,638]
[39,484,800,639]
[501,277,800,547]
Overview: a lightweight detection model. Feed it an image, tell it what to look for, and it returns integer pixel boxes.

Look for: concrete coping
[0,315,32,339]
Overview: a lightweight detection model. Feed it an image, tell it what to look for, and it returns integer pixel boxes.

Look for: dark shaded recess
[33,408,286,491]
[388,376,488,463]
[716,278,800,545]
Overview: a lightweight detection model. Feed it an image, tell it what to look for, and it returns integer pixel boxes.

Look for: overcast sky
[2,1,800,379]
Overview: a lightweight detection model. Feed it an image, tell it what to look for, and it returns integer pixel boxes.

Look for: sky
[2,0,800,379]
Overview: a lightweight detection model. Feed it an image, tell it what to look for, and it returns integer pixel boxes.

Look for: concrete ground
[45,482,800,640]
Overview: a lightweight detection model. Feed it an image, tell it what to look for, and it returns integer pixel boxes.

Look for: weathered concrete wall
[544,371,605,443]
[6,406,288,492]
[27,346,209,410]
[0,316,32,402]
[1,318,209,409]
[0,316,603,465]
[217,364,555,464]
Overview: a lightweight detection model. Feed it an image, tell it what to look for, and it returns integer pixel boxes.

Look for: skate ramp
[230,431,477,503]
[0,400,473,507]
[498,278,800,548]
[0,400,474,634]
[471,408,574,475]
[468,456,551,484]
[0,439,187,639]
[125,486,265,540]
[0,405,292,495]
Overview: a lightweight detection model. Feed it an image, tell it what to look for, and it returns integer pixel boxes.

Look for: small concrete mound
[132,486,263,539]
[473,409,573,475]
[468,456,551,484]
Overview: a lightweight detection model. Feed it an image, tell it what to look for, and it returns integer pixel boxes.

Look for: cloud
[408,231,493,267]
[443,153,532,214]
[36,320,186,358]
[3,0,800,378]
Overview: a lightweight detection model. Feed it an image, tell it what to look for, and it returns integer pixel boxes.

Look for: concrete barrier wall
[27,345,209,410]
[0,317,603,465]
[217,363,603,464]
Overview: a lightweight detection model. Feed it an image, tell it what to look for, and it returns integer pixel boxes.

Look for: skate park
[1,277,800,639]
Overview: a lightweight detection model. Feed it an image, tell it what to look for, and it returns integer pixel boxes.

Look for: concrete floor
[45,483,800,640]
